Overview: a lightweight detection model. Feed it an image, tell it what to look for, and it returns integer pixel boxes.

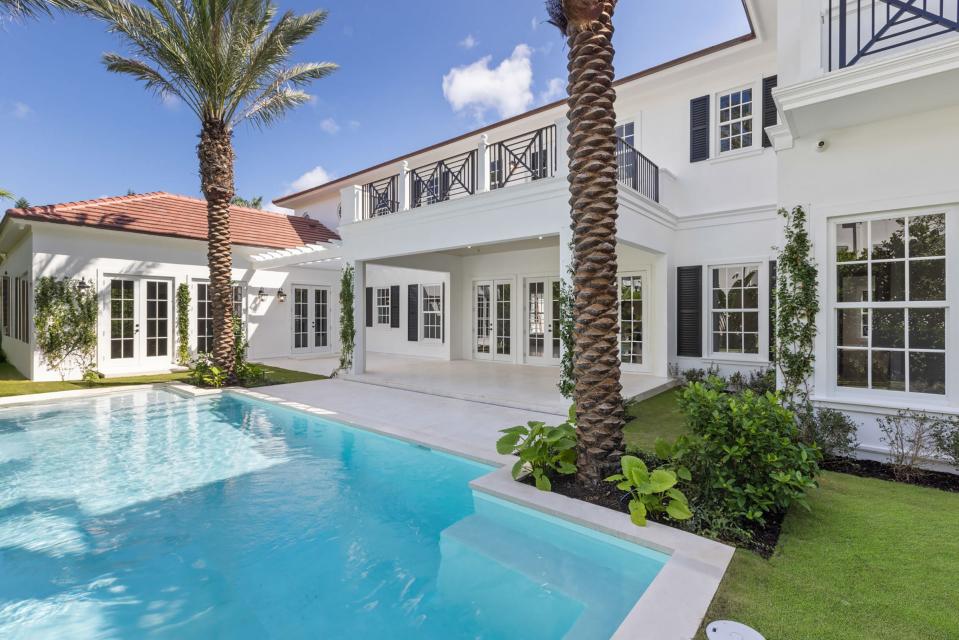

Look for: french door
[474,280,513,361]
[292,285,332,353]
[525,277,561,365]
[104,277,173,371]
[619,271,649,372]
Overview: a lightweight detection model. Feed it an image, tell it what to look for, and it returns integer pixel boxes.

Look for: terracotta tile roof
[4,192,339,249]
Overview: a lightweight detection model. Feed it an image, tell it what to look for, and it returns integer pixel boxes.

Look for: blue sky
[0,0,749,211]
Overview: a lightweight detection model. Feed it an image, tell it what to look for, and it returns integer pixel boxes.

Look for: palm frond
[0,189,13,201]
[76,0,335,129]
[241,86,312,129]
[545,0,567,35]
[1,0,80,19]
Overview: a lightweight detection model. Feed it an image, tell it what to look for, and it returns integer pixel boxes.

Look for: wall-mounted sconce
[276,288,287,303]
[77,278,90,291]
[257,288,267,303]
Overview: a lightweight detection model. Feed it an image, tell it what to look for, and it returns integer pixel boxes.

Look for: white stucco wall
[1,229,35,378]
[363,265,452,360]
[22,223,340,381]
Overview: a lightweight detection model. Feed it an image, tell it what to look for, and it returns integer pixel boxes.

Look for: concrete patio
[257,352,676,416]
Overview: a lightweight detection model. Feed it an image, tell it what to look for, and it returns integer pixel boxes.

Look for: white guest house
[3,0,958,459]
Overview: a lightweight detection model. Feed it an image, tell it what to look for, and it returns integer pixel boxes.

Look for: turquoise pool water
[0,390,665,639]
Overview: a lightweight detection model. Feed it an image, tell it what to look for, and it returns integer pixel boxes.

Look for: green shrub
[605,455,692,526]
[189,355,226,389]
[933,417,959,472]
[236,361,268,387]
[802,407,859,458]
[497,407,577,491]
[677,378,820,524]
[879,410,941,481]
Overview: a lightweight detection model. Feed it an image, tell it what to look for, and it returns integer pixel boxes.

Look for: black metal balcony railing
[490,125,557,190]
[362,175,399,219]
[410,150,477,209]
[616,138,660,203]
[828,0,959,70]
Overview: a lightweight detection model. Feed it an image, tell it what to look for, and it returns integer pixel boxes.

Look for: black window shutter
[689,95,710,163]
[762,76,778,148]
[769,260,778,359]
[677,266,703,358]
[365,287,373,327]
[390,285,401,328]
[408,285,419,341]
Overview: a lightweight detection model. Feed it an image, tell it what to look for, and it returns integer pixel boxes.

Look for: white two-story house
[3,0,958,458]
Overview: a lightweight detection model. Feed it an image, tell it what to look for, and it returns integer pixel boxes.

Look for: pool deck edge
[471,466,735,640]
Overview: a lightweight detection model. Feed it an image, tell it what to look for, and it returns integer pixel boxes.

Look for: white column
[477,134,491,193]
[340,185,363,223]
[554,116,570,181]
[398,161,410,212]
[352,259,367,375]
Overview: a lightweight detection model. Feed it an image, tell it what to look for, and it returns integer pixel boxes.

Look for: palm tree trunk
[562,0,624,485]
[198,119,236,378]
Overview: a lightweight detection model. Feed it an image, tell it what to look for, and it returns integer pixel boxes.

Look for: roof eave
[273,16,759,208]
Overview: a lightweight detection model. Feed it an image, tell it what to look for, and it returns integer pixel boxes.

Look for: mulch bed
[524,472,785,558]
[822,456,959,493]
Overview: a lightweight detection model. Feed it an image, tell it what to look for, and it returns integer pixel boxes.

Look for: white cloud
[442,44,534,121]
[539,77,565,103]
[289,165,334,193]
[348,120,361,130]
[160,93,180,110]
[320,118,340,134]
[531,17,539,30]
[11,102,32,119]
[459,34,478,49]
[264,202,292,214]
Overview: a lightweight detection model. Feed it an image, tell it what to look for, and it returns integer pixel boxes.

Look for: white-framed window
[710,264,760,355]
[615,121,635,146]
[196,282,244,353]
[834,212,948,396]
[718,86,754,154]
[422,284,442,341]
[376,287,391,325]
[1,276,9,338]
[232,284,246,321]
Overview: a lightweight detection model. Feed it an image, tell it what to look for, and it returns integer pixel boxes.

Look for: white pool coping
[0,382,735,639]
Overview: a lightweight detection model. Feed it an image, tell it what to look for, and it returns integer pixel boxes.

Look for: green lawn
[0,361,324,397]
[626,390,959,640]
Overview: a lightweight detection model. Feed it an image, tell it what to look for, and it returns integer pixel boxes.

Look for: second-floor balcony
[827,0,959,71]
[352,122,660,222]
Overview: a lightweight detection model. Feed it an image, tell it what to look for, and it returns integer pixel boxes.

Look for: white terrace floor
[258,352,676,417]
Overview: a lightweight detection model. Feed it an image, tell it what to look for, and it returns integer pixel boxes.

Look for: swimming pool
[0,389,666,639]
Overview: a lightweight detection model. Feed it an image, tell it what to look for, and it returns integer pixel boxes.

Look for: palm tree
[546,0,624,485]
[14,197,30,209]
[232,195,263,209]
[79,0,336,378]
[0,189,12,201]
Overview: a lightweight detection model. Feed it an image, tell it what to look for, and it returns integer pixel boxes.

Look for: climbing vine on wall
[335,264,355,376]
[775,205,820,419]
[34,276,98,380]
[176,283,191,365]
[558,241,576,399]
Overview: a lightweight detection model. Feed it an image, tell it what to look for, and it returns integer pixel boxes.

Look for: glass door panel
[496,282,512,358]
[474,283,492,357]
[527,281,546,358]
[314,287,329,349]
[144,280,170,359]
[620,274,646,368]
[293,287,309,351]
[110,279,136,360]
